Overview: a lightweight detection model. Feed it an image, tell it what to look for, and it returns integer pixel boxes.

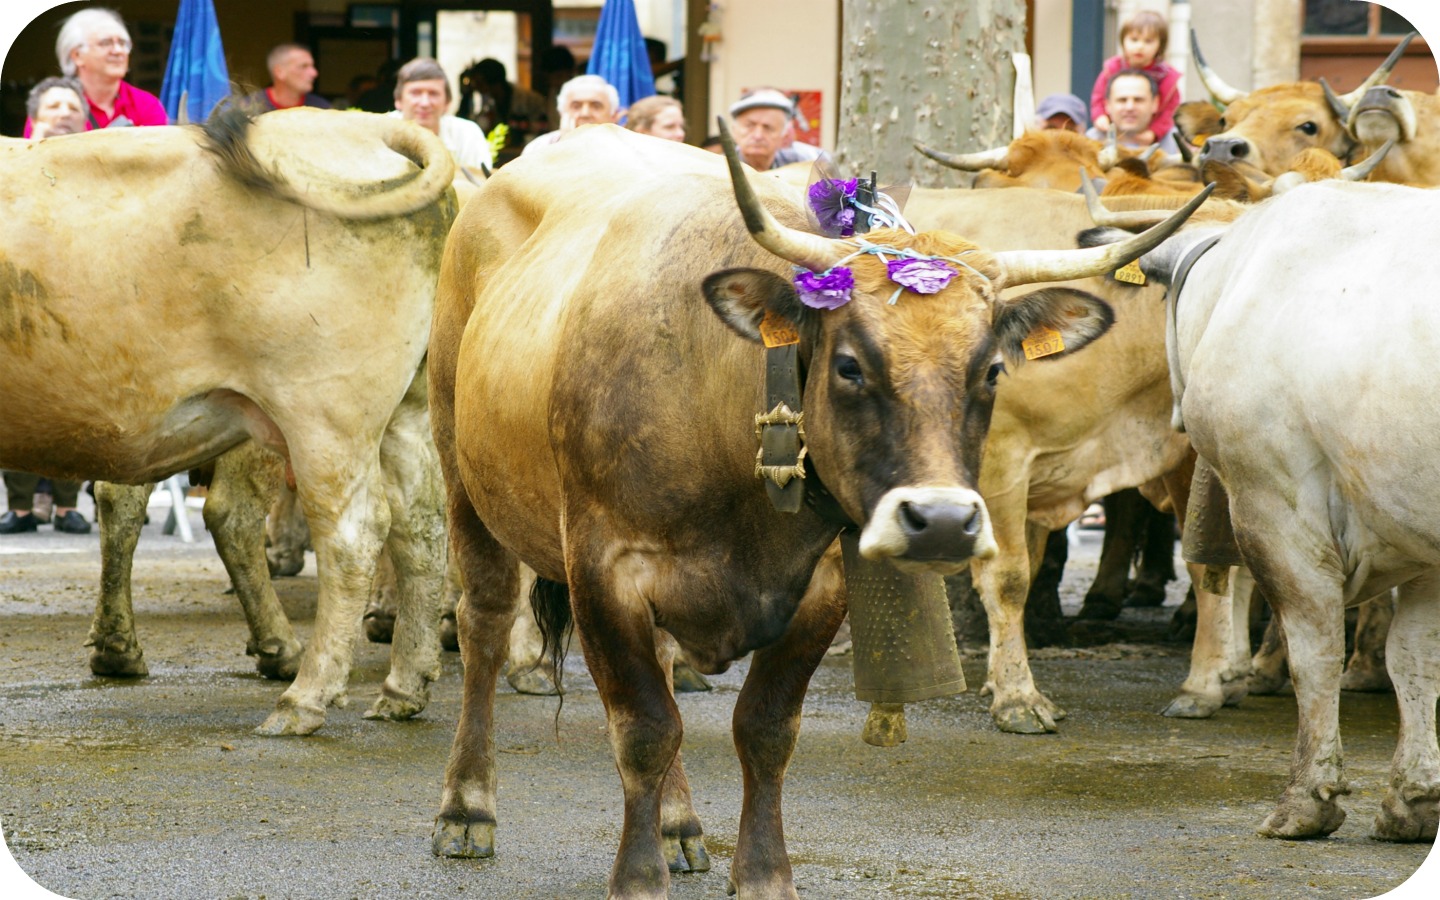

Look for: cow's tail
[200,103,456,221]
[529,576,572,733]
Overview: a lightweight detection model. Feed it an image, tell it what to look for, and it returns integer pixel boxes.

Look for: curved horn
[1081,169,1172,230]
[1319,77,1351,122]
[994,184,1215,289]
[718,117,843,272]
[1342,138,1395,181]
[1190,30,1247,106]
[1339,31,1416,106]
[1175,136,1195,164]
[914,141,1010,172]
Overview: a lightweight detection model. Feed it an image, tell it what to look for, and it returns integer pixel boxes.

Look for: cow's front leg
[653,631,710,874]
[361,548,399,643]
[88,481,152,677]
[729,546,846,899]
[505,566,562,696]
[974,511,1064,734]
[1341,591,1394,693]
[205,444,303,680]
[1164,563,1236,718]
[1373,572,1440,842]
[366,381,446,723]
[255,453,390,736]
[265,482,310,577]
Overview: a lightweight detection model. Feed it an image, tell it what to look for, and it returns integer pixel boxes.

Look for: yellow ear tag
[759,310,800,348]
[1022,326,1065,361]
[1114,260,1147,285]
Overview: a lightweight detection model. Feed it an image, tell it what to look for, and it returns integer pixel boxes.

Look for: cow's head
[916,129,1109,192]
[1192,30,1412,174]
[703,123,1209,574]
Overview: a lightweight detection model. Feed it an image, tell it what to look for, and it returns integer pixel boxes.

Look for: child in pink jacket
[1090,10,1182,146]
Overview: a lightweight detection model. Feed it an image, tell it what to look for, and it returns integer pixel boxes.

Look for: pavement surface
[1,493,1436,899]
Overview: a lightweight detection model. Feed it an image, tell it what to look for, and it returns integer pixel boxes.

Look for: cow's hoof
[1340,665,1392,693]
[266,551,305,578]
[1125,581,1168,608]
[991,697,1060,734]
[506,666,561,696]
[663,834,712,873]
[1373,792,1439,842]
[1076,596,1123,621]
[88,635,148,678]
[862,703,908,747]
[1222,675,1250,707]
[248,637,303,681]
[672,662,713,693]
[433,816,495,858]
[1248,666,1290,695]
[364,682,428,721]
[255,703,325,736]
[1258,793,1346,839]
[1162,691,1221,719]
[363,610,395,644]
[440,613,459,653]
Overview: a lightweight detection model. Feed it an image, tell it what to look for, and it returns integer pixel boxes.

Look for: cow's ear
[702,268,806,344]
[993,287,1114,366]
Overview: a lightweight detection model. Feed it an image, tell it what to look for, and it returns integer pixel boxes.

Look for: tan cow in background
[0,107,455,736]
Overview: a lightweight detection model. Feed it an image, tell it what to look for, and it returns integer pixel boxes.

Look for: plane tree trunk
[836,0,1028,187]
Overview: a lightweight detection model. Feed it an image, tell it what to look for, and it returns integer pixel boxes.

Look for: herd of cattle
[2,30,1438,898]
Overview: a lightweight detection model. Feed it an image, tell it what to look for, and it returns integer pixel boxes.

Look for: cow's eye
[1217,117,1227,130]
[836,355,864,385]
[1298,121,1319,136]
[986,361,1006,387]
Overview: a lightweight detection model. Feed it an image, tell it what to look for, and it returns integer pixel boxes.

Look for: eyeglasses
[90,37,132,52]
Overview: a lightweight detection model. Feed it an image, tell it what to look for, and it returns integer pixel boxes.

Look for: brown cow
[1192,29,1412,175]
[426,124,1202,896]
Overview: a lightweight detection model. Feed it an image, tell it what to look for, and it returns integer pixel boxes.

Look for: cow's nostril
[962,507,981,536]
[1232,142,1250,158]
[899,501,928,534]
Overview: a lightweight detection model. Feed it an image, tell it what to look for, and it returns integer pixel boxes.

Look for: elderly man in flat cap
[728,87,827,171]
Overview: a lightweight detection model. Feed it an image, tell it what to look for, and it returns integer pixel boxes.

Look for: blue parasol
[585,0,656,111]
[160,0,230,123]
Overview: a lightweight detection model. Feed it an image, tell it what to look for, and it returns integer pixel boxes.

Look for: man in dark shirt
[243,44,332,112]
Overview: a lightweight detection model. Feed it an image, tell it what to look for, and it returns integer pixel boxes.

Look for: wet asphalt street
[0,494,1436,899]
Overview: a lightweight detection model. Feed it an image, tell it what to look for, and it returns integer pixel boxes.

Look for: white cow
[1148,180,1439,840]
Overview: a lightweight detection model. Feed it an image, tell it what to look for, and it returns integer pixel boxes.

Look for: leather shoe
[0,510,39,533]
[52,510,91,534]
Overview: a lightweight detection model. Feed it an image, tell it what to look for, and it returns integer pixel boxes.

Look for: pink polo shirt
[23,80,168,137]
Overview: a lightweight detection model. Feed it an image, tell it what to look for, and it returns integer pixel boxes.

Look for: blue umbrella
[585,0,656,111]
[160,0,230,123]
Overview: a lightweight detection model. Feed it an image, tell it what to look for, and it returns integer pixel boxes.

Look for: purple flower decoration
[794,266,854,310]
[886,257,958,295]
[808,178,859,237]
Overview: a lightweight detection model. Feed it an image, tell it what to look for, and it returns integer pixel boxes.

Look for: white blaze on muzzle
[858,486,998,568]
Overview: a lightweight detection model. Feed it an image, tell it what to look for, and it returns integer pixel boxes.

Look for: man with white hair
[29,7,166,136]
[522,74,620,155]
[388,57,492,172]
[242,44,332,112]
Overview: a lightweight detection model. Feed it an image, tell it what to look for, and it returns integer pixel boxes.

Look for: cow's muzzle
[858,487,998,571]
[1198,136,1250,166]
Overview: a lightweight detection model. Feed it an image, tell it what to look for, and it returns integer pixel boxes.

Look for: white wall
[705,0,839,148]
[1032,0,1075,102]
